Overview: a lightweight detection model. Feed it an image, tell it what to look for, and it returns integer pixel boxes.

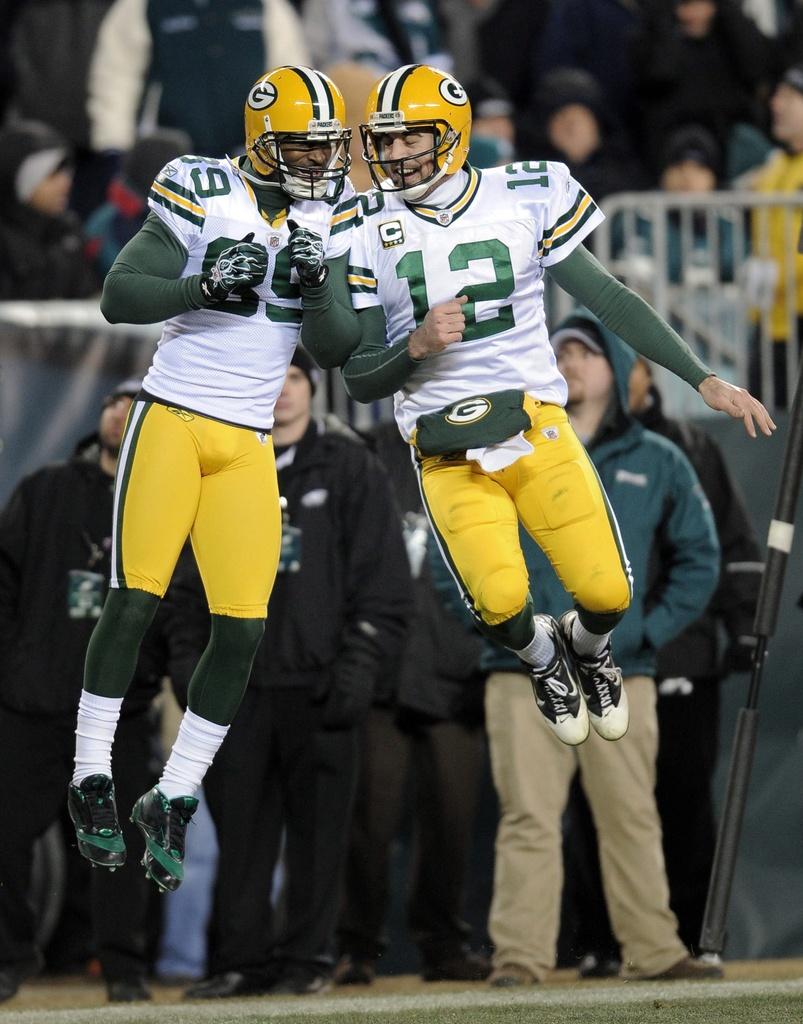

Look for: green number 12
[396,239,515,343]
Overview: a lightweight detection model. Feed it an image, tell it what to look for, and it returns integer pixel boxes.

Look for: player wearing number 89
[68,66,361,892]
[299,63,774,747]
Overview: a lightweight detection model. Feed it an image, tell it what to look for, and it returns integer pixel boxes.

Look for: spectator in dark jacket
[533,0,645,145]
[634,0,776,174]
[0,380,191,1005]
[0,121,99,300]
[519,68,649,202]
[334,421,490,986]
[172,350,413,999]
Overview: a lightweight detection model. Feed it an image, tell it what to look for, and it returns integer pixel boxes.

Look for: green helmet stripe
[294,65,322,119]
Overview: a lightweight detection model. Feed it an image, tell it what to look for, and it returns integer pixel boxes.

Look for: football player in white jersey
[68,66,360,892]
[298,64,774,749]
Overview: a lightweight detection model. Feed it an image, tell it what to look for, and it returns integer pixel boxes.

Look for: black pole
[699,358,803,957]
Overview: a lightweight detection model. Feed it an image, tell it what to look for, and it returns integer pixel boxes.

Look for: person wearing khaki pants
[486,672,685,980]
[477,311,724,985]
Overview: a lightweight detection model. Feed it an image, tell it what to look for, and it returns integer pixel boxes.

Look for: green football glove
[287,219,328,287]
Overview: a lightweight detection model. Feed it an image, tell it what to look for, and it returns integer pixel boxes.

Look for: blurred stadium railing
[547,191,803,418]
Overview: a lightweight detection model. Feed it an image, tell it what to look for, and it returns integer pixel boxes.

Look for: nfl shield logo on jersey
[436,210,453,226]
[542,426,560,440]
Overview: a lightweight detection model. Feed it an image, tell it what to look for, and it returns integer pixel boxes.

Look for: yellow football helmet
[244,66,352,200]
[360,64,472,201]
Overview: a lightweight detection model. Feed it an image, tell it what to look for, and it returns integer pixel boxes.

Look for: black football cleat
[528,614,589,746]
[131,786,198,892]
[67,774,126,869]
[560,610,629,741]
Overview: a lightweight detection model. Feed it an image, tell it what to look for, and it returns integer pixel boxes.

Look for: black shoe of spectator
[578,952,622,979]
[333,954,376,985]
[270,965,333,995]
[0,970,18,1003]
[107,977,152,1002]
[184,970,275,999]
[422,951,492,982]
[0,954,43,1002]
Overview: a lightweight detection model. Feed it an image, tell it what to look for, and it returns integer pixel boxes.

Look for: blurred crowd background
[1,0,803,1005]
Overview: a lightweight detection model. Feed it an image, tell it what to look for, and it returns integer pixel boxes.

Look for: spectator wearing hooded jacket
[466,310,721,986]
[0,121,99,300]
[0,380,195,1005]
[559,354,763,976]
[519,68,648,204]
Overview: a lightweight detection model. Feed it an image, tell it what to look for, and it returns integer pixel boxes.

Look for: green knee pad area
[575,605,627,635]
[478,596,536,651]
[187,614,265,725]
[84,588,161,698]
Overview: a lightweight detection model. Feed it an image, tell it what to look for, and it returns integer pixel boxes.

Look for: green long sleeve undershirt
[298,256,362,368]
[101,213,204,323]
[340,244,713,403]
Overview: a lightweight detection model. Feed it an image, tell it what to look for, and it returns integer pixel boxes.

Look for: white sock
[158,709,229,799]
[514,618,556,668]
[73,691,123,786]
[571,616,611,659]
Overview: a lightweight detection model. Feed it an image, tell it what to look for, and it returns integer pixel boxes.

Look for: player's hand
[408,295,468,359]
[200,232,268,303]
[697,375,776,438]
[287,218,327,287]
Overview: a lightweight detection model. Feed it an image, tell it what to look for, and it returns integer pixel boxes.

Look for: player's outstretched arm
[548,246,775,437]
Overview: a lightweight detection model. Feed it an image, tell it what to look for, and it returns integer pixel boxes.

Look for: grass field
[3,963,802,1024]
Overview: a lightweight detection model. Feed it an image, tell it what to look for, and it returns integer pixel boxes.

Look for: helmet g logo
[248,80,278,110]
[445,397,491,425]
[439,76,468,106]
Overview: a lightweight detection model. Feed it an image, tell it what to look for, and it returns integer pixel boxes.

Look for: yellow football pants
[418,401,632,627]
[111,400,281,617]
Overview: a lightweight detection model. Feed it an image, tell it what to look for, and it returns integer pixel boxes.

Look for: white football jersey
[340,161,603,440]
[143,155,354,430]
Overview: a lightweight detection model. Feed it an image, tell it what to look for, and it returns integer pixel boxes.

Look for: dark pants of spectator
[749,324,803,412]
[337,705,486,969]
[203,687,359,976]
[558,676,721,961]
[0,703,159,982]
[655,678,720,953]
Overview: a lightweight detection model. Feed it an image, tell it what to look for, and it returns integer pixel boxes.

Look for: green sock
[84,588,161,698]
[186,614,265,725]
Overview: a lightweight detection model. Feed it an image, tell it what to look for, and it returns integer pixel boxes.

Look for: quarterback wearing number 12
[295,64,775,748]
[68,67,360,891]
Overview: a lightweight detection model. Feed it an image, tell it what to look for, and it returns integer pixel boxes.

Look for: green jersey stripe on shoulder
[541,201,598,256]
[153,176,200,205]
[149,189,205,228]
[542,190,595,242]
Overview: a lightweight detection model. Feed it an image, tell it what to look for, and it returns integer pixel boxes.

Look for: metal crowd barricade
[547,191,803,418]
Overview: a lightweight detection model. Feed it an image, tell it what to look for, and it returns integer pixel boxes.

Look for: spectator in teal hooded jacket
[433,308,721,986]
